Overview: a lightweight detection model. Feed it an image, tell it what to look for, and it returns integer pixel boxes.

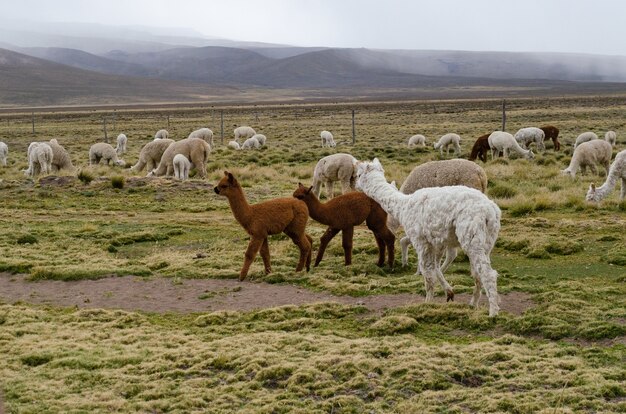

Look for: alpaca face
[214,171,238,196]
[355,158,384,190]
[586,183,598,202]
[292,183,313,200]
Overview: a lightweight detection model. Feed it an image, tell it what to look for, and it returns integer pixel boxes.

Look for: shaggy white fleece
[356,158,502,317]
[586,149,626,202]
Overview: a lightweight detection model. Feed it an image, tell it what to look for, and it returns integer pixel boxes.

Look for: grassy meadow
[0,96,625,413]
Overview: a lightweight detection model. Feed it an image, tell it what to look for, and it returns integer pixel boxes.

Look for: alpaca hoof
[265,268,272,275]
[239,274,247,281]
[446,291,455,302]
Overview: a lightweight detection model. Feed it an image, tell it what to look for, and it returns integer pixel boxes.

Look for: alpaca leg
[312,178,322,198]
[370,224,395,268]
[621,178,626,201]
[240,237,264,281]
[341,226,354,266]
[372,233,386,267]
[432,248,454,301]
[340,179,351,195]
[469,270,482,308]
[305,234,313,271]
[315,227,340,266]
[470,252,500,317]
[286,231,312,272]
[260,238,271,274]
[590,164,598,175]
[191,152,207,179]
[417,246,437,302]
[440,247,458,273]
[400,236,412,268]
[325,181,334,199]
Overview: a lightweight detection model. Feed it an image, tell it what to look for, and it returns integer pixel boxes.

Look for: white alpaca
[320,130,336,148]
[252,134,267,146]
[356,158,501,316]
[228,140,241,150]
[388,159,488,268]
[407,134,426,148]
[488,131,535,160]
[89,143,126,166]
[234,126,256,143]
[586,150,626,202]
[130,139,174,174]
[241,137,261,150]
[173,154,191,180]
[433,133,461,157]
[311,153,357,199]
[154,129,169,140]
[574,132,598,148]
[561,139,612,178]
[115,133,128,156]
[188,128,214,149]
[0,141,8,166]
[24,142,53,177]
[605,131,617,147]
[514,127,545,152]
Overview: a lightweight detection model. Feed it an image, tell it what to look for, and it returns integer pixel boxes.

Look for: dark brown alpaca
[540,125,561,151]
[469,133,491,162]
[293,183,395,268]
[214,171,312,280]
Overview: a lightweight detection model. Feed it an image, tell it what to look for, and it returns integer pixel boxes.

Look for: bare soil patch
[0,273,532,315]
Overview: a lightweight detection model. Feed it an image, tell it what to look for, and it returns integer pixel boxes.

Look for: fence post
[113,111,117,130]
[167,115,170,128]
[351,109,356,145]
[220,110,224,144]
[501,99,506,131]
[31,112,35,134]
[103,117,108,143]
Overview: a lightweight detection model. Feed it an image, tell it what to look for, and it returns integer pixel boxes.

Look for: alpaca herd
[1,119,623,319]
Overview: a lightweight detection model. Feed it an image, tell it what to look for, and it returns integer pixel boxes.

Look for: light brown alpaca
[214,171,312,280]
[293,183,395,268]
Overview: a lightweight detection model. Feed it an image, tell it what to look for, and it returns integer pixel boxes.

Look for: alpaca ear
[308,186,313,193]
[223,170,229,176]
[227,172,235,184]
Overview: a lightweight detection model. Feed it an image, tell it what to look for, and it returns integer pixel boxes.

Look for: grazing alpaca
[293,183,395,268]
[356,158,502,317]
[469,133,491,162]
[488,131,534,160]
[586,149,626,202]
[434,133,461,157]
[561,139,612,178]
[311,153,358,199]
[540,125,561,151]
[574,132,598,148]
[214,171,312,280]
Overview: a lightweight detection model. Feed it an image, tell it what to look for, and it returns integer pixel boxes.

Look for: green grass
[0,97,625,412]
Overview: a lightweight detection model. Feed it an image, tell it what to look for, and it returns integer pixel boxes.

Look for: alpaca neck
[304,195,330,223]
[360,171,406,220]
[225,185,253,227]
[594,167,619,200]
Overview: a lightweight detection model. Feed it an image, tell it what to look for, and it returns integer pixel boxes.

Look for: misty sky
[4,0,626,55]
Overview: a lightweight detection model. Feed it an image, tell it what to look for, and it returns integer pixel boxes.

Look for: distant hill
[3,19,626,107]
[0,48,240,107]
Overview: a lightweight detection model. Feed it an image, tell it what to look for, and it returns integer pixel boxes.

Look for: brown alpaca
[540,125,561,151]
[293,183,395,268]
[214,172,312,280]
[469,133,491,162]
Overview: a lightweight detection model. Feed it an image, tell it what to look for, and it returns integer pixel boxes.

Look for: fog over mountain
[1,20,626,106]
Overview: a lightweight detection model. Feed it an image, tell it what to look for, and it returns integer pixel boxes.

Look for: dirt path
[0,273,533,315]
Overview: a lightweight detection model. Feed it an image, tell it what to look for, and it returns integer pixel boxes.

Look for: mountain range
[1,20,626,107]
